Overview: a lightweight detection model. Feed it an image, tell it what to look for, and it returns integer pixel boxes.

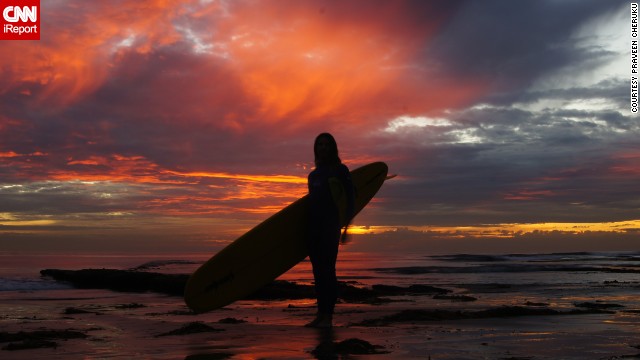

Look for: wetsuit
[307,163,354,315]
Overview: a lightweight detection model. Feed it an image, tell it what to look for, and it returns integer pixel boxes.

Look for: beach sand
[1,285,639,359]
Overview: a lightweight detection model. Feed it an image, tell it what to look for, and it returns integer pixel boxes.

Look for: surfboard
[184,162,388,313]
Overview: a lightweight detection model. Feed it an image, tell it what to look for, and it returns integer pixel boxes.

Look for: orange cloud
[0,1,185,106]
[43,153,306,216]
[0,151,20,158]
[192,1,484,129]
[2,1,487,131]
[52,154,175,184]
[53,153,306,185]
[168,170,306,184]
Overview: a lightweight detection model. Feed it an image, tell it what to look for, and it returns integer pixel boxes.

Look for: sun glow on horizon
[348,219,640,238]
[0,213,56,228]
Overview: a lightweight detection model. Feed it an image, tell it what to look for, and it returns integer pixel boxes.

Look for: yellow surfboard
[184,162,388,313]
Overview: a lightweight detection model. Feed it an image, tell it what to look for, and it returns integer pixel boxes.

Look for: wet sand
[2,272,640,359]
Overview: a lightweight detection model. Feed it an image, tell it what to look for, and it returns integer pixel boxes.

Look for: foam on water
[0,277,72,291]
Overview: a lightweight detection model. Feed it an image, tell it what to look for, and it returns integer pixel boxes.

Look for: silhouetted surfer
[306,133,355,328]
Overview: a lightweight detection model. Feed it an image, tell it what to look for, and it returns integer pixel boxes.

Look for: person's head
[314,132,341,167]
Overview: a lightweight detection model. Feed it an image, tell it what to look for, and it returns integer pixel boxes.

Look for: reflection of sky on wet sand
[2,287,638,359]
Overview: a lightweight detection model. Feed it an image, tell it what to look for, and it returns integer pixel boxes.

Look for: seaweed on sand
[0,329,88,351]
[311,337,388,358]
[156,322,224,337]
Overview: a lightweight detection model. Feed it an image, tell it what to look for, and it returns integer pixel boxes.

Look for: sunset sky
[0,0,637,254]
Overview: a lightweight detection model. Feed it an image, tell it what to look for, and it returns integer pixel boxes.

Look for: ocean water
[2,250,639,308]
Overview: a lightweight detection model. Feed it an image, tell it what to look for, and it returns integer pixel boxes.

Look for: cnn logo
[1,0,40,40]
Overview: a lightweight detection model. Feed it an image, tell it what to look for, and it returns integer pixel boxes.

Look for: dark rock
[218,317,246,324]
[2,339,58,351]
[0,329,87,343]
[114,303,146,309]
[184,354,234,360]
[433,294,477,302]
[525,301,549,307]
[130,259,199,271]
[0,329,88,351]
[334,338,387,354]
[41,268,188,296]
[42,268,450,304]
[574,302,624,309]
[156,322,223,337]
[64,307,96,315]
[311,337,388,357]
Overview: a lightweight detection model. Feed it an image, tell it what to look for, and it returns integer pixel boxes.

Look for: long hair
[314,133,341,167]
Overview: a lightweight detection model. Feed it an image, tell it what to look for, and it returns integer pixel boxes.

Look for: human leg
[307,226,340,327]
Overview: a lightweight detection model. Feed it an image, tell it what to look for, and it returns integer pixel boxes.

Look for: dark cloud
[366,90,637,226]
[484,79,627,112]
[427,0,627,88]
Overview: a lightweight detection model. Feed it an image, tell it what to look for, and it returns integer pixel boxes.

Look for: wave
[429,252,640,263]
[373,264,640,275]
[375,251,640,275]
[129,259,201,271]
[0,277,72,292]
[429,254,511,262]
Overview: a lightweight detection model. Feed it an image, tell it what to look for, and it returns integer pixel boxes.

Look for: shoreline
[2,252,640,359]
[0,267,635,358]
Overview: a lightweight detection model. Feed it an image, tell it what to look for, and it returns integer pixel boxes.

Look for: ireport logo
[1,0,40,40]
